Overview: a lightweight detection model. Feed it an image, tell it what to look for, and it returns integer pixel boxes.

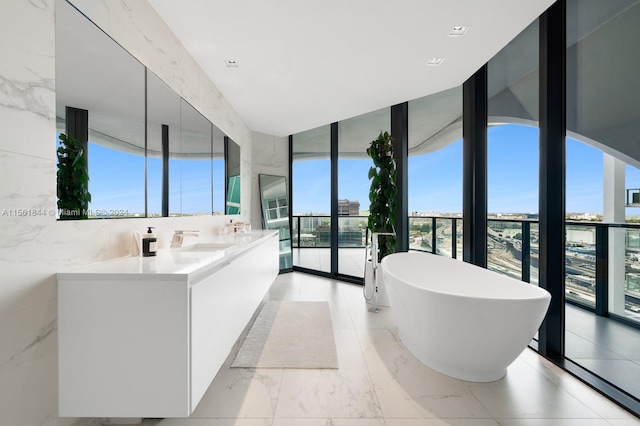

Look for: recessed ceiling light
[225,60,239,67]
[426,57,444,66]
[449,25,470,36]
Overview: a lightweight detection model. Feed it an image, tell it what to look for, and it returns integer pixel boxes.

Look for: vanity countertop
[57,230,278,284]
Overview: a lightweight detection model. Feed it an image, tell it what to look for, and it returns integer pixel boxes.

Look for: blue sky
[293,124,640,215]
[83,143,224,215]
[61,124,640,216]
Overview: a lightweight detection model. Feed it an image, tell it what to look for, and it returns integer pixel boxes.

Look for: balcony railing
[292,214,640,325]
[292,215,369,248]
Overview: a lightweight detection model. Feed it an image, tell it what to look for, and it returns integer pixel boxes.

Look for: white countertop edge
[56,230,278,284]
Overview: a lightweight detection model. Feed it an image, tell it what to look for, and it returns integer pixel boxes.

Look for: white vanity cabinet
[58,231,278,418]
[189,235,277,412]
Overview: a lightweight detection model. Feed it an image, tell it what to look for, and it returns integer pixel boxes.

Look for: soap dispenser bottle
[142,226,157,257]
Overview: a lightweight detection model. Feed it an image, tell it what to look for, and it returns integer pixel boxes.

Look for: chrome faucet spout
[171,230,200,248]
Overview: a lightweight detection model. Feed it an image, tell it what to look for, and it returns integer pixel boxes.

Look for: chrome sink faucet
[171,230,199,248]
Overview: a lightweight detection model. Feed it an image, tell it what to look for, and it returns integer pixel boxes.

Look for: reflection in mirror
[259,175,292,271]
[173,100,212,216]
[56,0,145,219]
[225,137,241,214]
[213,127,225,214]
[146,70,181,217]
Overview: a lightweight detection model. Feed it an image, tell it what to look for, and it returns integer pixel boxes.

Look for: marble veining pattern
[0,0,55,158]
[0,304,56,372]
[0,71,55,121]
[2,317,55,364]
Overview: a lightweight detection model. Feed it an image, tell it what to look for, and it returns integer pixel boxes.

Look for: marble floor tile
[342,286,396,330]
[141,419,272,426]
[493,420,614,426]
[518,349,638,420]
[274,366,381,418]
[384,420,499,426]
[266,273,302,302]
[607,420,640,425]
[270,420,327,426]
[357,329,491,419]
[298,276,343,301]
[274,329,382,418]
[190,367,283,418]
[466,358,601,419]
[272,419,385,426]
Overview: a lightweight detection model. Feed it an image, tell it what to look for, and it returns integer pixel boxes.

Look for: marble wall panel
[107,0,200,108]
[251,132,289,227]
[197,66,250,146]
[0,0,56,159]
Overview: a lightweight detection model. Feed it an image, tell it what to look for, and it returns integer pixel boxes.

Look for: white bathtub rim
[381,252,551,303]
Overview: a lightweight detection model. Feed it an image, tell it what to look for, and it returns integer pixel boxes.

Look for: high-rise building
[337,199,360,216]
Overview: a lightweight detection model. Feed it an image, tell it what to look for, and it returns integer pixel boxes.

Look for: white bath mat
[231,301,338,369]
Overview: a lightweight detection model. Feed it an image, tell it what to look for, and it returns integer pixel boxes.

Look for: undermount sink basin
[180,242,237,252]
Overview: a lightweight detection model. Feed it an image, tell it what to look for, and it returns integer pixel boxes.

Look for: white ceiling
[148,0,555,137]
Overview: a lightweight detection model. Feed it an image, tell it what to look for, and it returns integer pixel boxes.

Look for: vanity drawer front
[58,279,190,418]
[190,235,278,411]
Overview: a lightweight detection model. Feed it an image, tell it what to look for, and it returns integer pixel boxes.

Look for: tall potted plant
[57,133,91,220]
[367,130,397,260]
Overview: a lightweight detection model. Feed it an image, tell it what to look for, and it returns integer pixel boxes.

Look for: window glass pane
[565,0,640,401]
[408,86,463,256]
[338,107,389,277]
[292,125,331,273]
[487,19,539,282]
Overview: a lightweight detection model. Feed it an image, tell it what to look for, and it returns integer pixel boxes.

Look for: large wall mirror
[146,70,180,217]
[259,174,292,270]
[55,0,239,219]
[56,0,145,218]
[213,127,225,214]
[174,99,212,216]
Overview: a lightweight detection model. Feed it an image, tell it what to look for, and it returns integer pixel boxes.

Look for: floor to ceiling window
[407,87,463,258]
[292,125,331,273]
[565,138,602,308]
[338,108,389,278]
[565,0,640,402]
[487,19,540,283]
[287,0,640,413]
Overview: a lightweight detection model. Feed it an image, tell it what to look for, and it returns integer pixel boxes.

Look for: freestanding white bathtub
[381,252,551,382]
